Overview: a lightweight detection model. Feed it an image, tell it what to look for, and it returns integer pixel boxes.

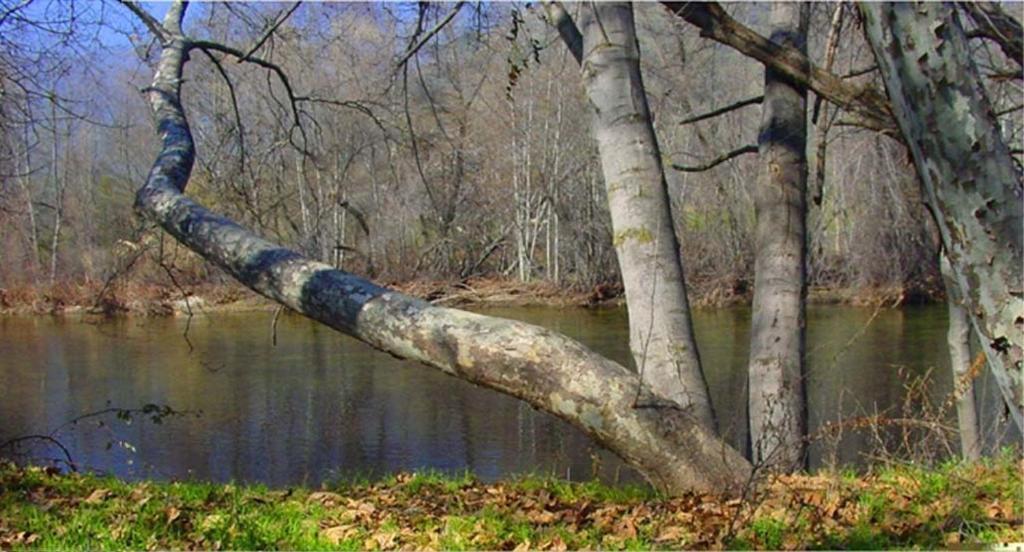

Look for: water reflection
[0,305,1010,487]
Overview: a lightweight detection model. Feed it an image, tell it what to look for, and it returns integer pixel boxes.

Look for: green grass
[0,452,1020,550]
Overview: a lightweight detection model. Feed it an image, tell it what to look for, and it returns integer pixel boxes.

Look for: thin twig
[238,2,301,62]
[393,2,465,74]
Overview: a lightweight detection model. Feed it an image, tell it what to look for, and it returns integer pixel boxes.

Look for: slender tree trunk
[127,0,750,496]
[48,95,65,285]
[576,2,715,430]
[17,126,40,277]
[747,2,810,472]
[941,252,981,461]
[861,2,1024,430]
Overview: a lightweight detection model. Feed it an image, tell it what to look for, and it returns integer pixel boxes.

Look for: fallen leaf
[372,531,398,549]
[200,514,224,531]
[307,491,344,506]
[165,506,181,525]
[322,525,359,544]
[84,488,111,504]
[655,525,688,543]
[526,508,558,524]
[542,536,567,551]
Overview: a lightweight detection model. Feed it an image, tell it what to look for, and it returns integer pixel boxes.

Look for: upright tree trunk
[126,0,750,496]
[861,2,1024,430]
[748,1,809,471]
[48,95,65,285]
[941,252,981,461]
[577,2,716,430]
[17,125,41,276]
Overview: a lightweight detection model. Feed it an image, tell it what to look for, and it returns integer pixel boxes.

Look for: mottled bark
[861,2,1023,430]
[941,253,982,461]
[576,2,716,431]
[129,0,750,496]
[747,2,809,472]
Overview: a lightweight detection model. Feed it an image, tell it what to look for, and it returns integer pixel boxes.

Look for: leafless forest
[4,2,1017,301]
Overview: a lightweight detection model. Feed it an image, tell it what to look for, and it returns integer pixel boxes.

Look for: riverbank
[0,277,942,317]
[1,455,1020,550]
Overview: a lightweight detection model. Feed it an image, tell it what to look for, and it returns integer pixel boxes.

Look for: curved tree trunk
[748,1,809,472]
[129,1,750,496]
[861,2,1024,431]
[576,2,717,431]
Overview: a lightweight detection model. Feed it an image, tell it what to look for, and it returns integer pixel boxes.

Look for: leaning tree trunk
[748,1,809,472]
[574,2,716,431]
[941,252,982,461]
[127,0,749,496]
[861,2,1024,431]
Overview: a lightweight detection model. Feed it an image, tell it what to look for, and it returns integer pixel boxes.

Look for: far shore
[0,277,944,318]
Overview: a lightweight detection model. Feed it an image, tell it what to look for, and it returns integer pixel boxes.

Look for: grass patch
[1,452,1020,550]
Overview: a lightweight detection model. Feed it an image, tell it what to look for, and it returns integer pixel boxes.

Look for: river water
[0,305,1009,487]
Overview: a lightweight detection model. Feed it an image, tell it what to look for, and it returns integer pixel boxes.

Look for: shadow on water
[0,304,1013,487]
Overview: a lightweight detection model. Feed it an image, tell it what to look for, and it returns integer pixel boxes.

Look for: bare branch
[117,0,168,43]
[661,1,896,135]
[239,2,302,63]
[960,1,1023,68]
[671,144,758,172]
[842,64,878,79]
[394,2,465,72]
[678,96,762,126]
[196,47,246,172]
[543,1,582,64]
[189,39,309,153]
[812,2,845,125]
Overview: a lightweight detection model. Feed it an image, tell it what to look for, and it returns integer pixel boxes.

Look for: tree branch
[671,144,758,172]
[543,1,582,64]
[189,39,310,153]
[661,1,896,135]
[959,1,1023,68]
[131,0,751,496]
[239,2,302,62]
[394,2,465,72]
[116,0,168,44]
[197,47,246,172]
[678,96,762,126]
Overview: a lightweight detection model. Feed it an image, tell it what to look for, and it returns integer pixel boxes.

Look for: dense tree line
[4,3,1017,297]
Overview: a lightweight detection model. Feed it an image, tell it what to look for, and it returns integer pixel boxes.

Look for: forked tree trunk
[748,1,809,471]
[941,252,982,461]
[575,2,716,431]
[861,2,1024,431]
[128,1,750,496]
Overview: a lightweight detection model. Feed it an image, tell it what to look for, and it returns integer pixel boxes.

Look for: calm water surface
[0,305,1006,487]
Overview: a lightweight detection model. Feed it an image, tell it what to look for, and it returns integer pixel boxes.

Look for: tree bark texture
[748,1,810,472]
[861,2,1024,431]
[941,252,982,461]
[577,2,716,431]
[130,1,750,496]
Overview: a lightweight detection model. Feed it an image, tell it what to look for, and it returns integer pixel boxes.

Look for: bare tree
[560,2,717,430]
[747,1,809,472]
[861,2,1023,431]
[123,0,750,496]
